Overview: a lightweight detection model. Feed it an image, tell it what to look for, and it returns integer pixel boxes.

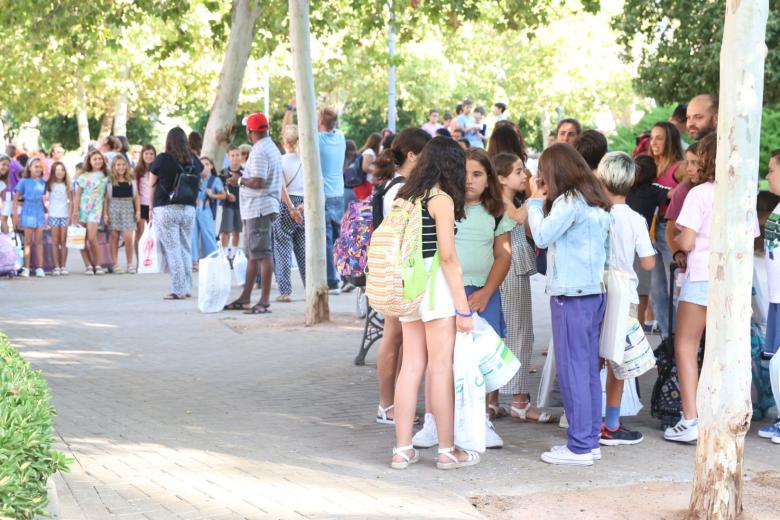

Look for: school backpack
[371,176,405,229]
[343,153,366,188]
[366,193,436,317]
[333,198,374,286]
[750,319,776,420]
[0,233,17,276]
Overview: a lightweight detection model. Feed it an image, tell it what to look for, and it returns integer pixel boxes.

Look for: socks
[605,406,621,431]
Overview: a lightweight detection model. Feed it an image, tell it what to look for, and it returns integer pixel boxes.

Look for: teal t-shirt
[455,202,515,287]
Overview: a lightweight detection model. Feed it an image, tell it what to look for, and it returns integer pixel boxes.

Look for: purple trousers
[550,294,606,454]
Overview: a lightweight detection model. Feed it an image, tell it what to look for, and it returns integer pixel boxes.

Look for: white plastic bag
[137,223,162,274]
[453,332,486,453]
[600,227,632,363]
[600,368,643,417]
[232,249,248,286]
[471,314,521,392]
[610,318,656,380]
[66,225,86,249]
[198,249,232,313]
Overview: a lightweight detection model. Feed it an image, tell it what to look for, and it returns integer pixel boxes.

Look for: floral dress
[76,172,109,224]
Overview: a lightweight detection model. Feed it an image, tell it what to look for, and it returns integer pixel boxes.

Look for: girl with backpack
[527,143,612,466]
[390,137,479,470]
[71,150,110,275]
[191,157,224,270]
[372,128,431,425]
[107,155,140,273]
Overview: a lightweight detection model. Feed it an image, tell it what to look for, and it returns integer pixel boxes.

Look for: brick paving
[3,268,778,520]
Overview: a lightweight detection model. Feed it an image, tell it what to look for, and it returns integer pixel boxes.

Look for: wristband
[454,309,473,318]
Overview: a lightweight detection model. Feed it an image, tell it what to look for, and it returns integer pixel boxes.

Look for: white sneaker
[664,416,699,443]
[328,287,341,295]
[20,267,30,278]
[592,448,602,460]
[559,412,569,429]
[52,267,61,276]
[35,268,45,278]
[412,413,438,448]
[772,436,780,445]
[541,445,594,466]
[485,415,504,449]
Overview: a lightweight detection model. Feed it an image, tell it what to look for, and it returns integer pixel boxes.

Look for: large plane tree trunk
[688,0,769,518]
[201,0,262,169]
[76,80,91,153]
[289,0,329,324]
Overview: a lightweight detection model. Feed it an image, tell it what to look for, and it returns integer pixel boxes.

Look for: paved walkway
[2,266,778,520]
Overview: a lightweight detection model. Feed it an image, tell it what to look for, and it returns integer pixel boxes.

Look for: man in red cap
[224,112,282,314]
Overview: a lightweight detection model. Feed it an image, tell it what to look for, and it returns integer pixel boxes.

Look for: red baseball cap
[242,112,269,132]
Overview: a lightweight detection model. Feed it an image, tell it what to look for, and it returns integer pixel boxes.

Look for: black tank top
[112,181,133,198]
[421,190,456,259]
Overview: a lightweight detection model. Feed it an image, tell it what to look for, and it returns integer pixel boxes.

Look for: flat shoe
[244,303,271,314]
[163,293,185,300]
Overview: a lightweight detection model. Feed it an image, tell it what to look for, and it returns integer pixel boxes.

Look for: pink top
[656,162,681,216]
[137,172,151,206]
[665,180,692,221]
[422,122,443,137]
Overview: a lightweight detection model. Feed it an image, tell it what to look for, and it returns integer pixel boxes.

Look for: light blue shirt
[456,114,484,148]
[319,130,346,198]
[528,193,611,296]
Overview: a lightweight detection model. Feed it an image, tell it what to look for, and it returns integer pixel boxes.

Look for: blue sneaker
[758,420,780,439]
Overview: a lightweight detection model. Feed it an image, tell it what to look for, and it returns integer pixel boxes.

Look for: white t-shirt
[383,174,404,218]
[48,182,70,218]
[765,203,780,303]
[281,153,304,197]
[611,204,655,304]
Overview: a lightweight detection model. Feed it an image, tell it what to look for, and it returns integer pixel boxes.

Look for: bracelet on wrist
[454,308,473,318]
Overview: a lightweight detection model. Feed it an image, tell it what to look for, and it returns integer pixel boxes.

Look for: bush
[0,334,70,519]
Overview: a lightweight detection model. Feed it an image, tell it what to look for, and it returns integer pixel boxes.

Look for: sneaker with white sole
[758,420,780,439]
[52,267,61,276]
[600,423,644,446]
[541,445,594,466]
[664,416,699,443]
[412,413,438,448]
[20,267,30,278]
[591,448,602,460]
[35,268,45,278]
[485,415,504,449]
[772,435,780,445]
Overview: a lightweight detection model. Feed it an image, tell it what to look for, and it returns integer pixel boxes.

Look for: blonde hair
[597,151,636,196]
[110,155,134,185]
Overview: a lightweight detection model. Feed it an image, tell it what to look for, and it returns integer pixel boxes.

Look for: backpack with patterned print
[333,197,374,285]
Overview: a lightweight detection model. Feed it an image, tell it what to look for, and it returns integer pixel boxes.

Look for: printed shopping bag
[471,314,521,392]
[137,223,161,274]
[600,226,632,363]
[198,250,232,313]
[601,368,643,417]
[232,249,248,286]
[453,332,486,453]
[66,225,86,250]
[610,318,656,380]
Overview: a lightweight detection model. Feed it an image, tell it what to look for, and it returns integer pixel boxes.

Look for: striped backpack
[366,193,437,317]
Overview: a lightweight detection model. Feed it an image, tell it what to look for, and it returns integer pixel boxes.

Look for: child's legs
[231,232,239,248]
[33,228,44,267]
[110,230,120,265]
[23,228,32,267]
[605,304,638,419]
[51,226,63,268]
[638,295,650,325]
[80,249,91,268]
[220,232,228,248]
[135,218,145,256]
[425,316,456,449]
[377,317,403,409]
[86,223,100,266]
[123,229,134,264]
[395,320,428,448]
[675,301,707,419]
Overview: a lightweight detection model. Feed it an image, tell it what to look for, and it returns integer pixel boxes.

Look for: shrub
[0,334,70,519]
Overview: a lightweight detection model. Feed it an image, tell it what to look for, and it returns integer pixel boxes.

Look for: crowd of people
[2,92,779,468]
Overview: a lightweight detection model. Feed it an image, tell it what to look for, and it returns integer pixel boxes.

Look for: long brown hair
[46,161,71,196]
[487,121,527,163]
[359,132,382,155]
[537,143,612,211]
[133,144,156,180]
[373,128,431,182]
[84,149,109,176]
[651,122,684,176]
[696,133,717,184]
[165,127,192,165]
[466,148,504,217]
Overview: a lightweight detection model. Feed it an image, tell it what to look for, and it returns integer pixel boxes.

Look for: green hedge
[0,334,70,519]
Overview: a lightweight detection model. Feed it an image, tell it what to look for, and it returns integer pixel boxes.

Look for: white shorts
[399,256,456,323]
[1,192,12,217]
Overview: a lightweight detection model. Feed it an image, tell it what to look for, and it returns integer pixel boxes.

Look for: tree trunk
[76,80,91,153]
[688,1,769,518]
[113,63,131,137]
[289,0,329,325]
[98,112,114,142]
[201,0,262,169]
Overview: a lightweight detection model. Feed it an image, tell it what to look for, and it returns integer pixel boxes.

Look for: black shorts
[140,205,150,221]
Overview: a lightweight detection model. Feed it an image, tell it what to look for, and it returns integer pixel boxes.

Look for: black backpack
[371,176,405,229]
[344,152,367,188]
[168,160,200,206]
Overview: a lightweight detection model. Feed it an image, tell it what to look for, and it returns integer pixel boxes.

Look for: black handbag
[168,161,200,205]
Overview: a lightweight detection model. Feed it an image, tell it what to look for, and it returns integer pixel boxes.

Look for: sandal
[84,267,94,275]
[244,303,271,314]
[163,293,186,300]
[113,265,125,274]
[224,300,250,311]
[391,445,420,470]
[510,400,558,424]
[276,294,292,303]
[488,403,510,420]
[94,266,106,275]
[376,404,395,425]
[436,447,479,470]
[127,266,136,274]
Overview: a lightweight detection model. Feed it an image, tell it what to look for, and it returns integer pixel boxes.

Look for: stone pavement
[2,265,778,520]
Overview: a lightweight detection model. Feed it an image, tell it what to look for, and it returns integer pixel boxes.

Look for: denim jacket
[527,192,611,296]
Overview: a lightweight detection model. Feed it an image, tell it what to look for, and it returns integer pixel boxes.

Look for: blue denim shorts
[679,279,709,306]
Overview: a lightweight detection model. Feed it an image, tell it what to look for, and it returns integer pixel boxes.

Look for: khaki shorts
[244,214,276,260]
